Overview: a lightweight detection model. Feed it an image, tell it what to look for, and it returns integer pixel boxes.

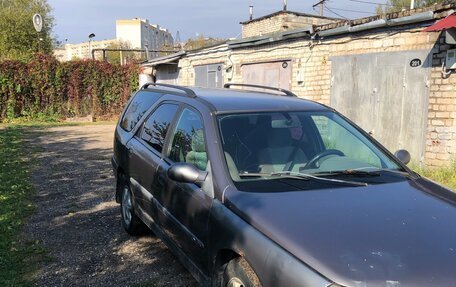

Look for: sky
[48,0,388,44]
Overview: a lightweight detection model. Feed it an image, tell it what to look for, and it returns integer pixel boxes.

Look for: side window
[121,91,161,131]
[168,108,207,171]
[140,104,179,153]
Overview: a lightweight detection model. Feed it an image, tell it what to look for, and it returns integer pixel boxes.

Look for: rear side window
[121,91,161,131]
[140,104,179,153]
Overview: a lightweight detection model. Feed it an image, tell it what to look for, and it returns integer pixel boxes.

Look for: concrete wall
[177,20,456,167]
[116,20,142,48]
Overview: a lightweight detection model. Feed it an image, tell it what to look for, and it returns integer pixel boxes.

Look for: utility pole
[312,0,327,16]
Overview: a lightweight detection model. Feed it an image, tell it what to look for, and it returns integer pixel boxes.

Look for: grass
[412,160,456,190]
[0,125,45,286]
[0,120,116,285]
[2,119,117,127]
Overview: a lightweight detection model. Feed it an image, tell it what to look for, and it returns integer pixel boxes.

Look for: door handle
[157,170,166,186]
[126,146,132,157]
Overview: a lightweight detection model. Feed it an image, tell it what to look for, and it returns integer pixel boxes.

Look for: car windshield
[218,111,407,189]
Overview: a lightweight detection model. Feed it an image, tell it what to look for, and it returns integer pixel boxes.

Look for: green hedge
[0,53,139,121]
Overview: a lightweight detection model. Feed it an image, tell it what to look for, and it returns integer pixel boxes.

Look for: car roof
[188,87,330,113]
[142,86,330,113]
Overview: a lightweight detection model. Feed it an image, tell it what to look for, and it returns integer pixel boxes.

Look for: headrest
[191,129,205,152]
[267,128,291,148]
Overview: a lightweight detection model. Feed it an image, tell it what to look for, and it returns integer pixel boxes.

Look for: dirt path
[24,124,197,287]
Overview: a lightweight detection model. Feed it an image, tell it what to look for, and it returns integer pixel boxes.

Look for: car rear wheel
[222,257,261,287]
[120,182,148,236]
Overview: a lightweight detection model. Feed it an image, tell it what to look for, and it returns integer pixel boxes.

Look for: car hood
[224,178,456,287]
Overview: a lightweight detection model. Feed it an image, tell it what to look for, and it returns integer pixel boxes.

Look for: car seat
[257,128,308,173]
[186,129,208,171]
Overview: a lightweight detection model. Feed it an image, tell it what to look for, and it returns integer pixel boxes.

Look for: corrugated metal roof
[141,51,186,67]
[423,14,456,31]
[228,26,314,49]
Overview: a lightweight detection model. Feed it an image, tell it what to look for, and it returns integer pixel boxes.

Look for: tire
[221,257,261,287]
[120,181,149,236]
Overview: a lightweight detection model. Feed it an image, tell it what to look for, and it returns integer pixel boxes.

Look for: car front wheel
[120,182,148,236]
[222,257,261,287]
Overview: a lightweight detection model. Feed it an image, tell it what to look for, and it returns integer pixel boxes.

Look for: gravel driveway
[24,124,197,287]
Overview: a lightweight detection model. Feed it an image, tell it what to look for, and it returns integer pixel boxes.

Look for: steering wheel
[303,149,345,169]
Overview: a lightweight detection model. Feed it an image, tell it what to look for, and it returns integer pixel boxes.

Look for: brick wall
[242,12,337,38]
[426,33,456,166]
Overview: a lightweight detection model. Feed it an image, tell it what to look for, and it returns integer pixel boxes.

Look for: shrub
[0,53,139,121]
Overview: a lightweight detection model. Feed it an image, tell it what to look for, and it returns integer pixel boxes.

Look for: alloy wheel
[122,186,132,226]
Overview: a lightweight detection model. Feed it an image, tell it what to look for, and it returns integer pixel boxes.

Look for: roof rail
[141,83,197,98]
[224,83,297,97]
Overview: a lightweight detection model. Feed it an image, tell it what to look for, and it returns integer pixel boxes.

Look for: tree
[105,40,133,64]
[184,35,225,51]
[376,0,446,14]
[0,0,54,61]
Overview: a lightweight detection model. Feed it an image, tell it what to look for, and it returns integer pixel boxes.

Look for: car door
[127,102,180,224]
[155,106,213,271]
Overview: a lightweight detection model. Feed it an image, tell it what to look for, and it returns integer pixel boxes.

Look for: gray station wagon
[112,83,456,287]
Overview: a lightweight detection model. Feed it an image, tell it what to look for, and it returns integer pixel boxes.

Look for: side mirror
[168,163,208,184]
[394,149,411,165]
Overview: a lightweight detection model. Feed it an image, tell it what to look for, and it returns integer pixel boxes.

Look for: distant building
[54,18,173,62]
[116,18,174,52]
[54,39,117,61]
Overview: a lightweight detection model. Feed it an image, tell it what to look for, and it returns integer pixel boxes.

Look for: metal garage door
[330,50,431,163]
[195,63,223,88]
[242,61,292,89]
[156,65,179,85]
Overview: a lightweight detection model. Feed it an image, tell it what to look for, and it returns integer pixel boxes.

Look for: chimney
[283,0,287,11]
[249,5,253,21]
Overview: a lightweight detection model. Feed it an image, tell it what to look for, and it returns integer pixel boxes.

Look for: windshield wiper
[347,167,413,177]
[239,171,368,187]
[314,170,381,177]
[314,167,413,178]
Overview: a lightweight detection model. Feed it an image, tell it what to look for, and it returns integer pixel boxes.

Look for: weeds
[0,126,44,286]
[413,160,456,190]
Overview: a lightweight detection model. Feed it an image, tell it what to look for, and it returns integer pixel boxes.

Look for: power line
[313,0,328,16]
[326,6,377,15]
[349,0,394,6]
[323,4,349,19]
